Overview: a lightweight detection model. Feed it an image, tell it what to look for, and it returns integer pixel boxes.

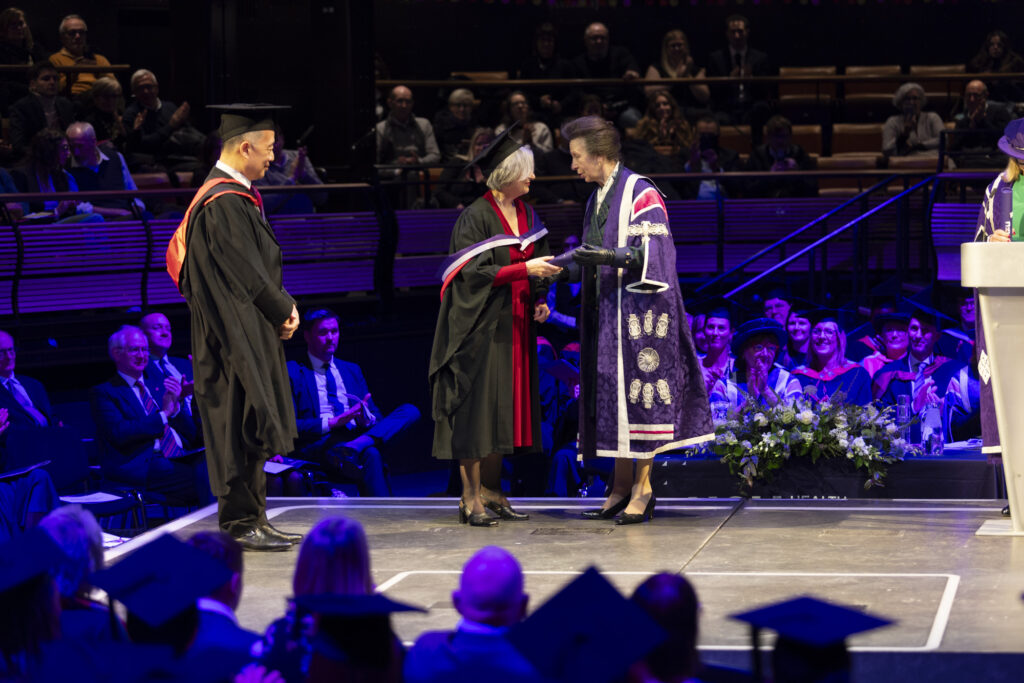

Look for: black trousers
[217,450,268,534]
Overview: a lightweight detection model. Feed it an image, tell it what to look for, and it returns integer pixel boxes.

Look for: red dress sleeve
[492,262,528,287]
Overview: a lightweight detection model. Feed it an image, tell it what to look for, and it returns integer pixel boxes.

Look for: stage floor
[107,497,1024,681]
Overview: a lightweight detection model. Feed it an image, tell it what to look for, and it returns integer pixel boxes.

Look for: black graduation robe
[429,195,551,460]
[178,168,297,497]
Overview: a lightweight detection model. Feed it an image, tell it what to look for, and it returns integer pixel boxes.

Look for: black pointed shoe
[261,523,303,544]
[459,499,499,527]
[616,495,656,526]
[582,496,630,520]
[484,499,529,521]
[232,525,293,551]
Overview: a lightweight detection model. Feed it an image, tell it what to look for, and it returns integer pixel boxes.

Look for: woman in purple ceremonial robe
[563,116,713,525]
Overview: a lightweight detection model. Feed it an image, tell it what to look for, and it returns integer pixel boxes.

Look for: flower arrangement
[710,391,920,491]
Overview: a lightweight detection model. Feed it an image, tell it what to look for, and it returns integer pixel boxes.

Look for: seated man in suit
[186,531,260,658]
[287,309,419,496]
[0,408,60,543]
[140,312,196,424]
[90,325,209,505]
[0,329,52,431]
[404,546,538,683]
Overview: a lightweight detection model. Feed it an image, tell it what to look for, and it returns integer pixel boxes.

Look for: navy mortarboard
[90,533,233,628]
[293,592,425,617]
[208,103,291,141]
[507,567,665,683]
[465,120,524,177]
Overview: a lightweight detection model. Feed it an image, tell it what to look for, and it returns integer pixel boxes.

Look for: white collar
[117,370,144,388]
[308,351,333,372]
[72,148,110,169]
[215,160,252,189]
[596,162,621,206]
[198,597,239,625]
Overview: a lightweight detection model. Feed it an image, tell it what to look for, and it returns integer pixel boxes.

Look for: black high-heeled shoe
[483,498,529,521]
[616,495,656,525]
[582,495,630,520]
[459,499,499,527]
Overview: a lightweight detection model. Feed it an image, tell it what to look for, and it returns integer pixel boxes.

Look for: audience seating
[778,66,838,98]
[719,124,752,156]
[777,66,836,125]
[909,64,966,75]
[791,124,823,156]
[843,64,902,95]
[450,71,508,81]
[817,154,881,196]
[831,123,884,156]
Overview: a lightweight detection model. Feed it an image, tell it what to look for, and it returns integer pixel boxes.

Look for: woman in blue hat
[709,318,802,411]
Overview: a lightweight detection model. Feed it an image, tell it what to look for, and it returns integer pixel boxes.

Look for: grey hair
[59,14,85,34]
[486,146,534,191]
[130,68,158,90]
[108,324,145,356]
[892,82,926,108]
[448,88,475,105]
[223,129,268,151]
[40,505,104,599]
[66,121,95,139]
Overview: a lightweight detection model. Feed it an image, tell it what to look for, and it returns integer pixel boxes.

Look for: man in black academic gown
[175,105,301,551]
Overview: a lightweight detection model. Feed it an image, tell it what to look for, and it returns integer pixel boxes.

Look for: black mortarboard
[292,592,425,617]
[694,297,750,326]
[758,286,792,304]
[209,103,290,142]
[904,299,956,330]
[507,567,665,683]
[0,527,65,592]
[731,317,787,356]
[731,595,892,649]
[466,120,524,177]
[90,533,233,628]
[804,308,859,332]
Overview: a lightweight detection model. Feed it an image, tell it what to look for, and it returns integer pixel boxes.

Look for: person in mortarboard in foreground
[168,104,302,551]
[564,115,712,526]
[429,122,561,527]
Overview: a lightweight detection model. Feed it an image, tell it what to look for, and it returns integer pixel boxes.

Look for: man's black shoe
[1002,505,1011,517]
[232,525,292,552]
[261,523,303,544]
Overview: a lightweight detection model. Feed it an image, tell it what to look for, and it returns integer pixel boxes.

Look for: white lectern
[962,242,1024,534]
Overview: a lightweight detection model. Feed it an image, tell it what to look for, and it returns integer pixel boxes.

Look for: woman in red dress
[429,124,562,526]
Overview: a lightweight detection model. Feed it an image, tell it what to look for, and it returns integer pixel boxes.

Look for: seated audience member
[48,14,113,96]
[711,318,803,410]
[90,325,209,505]
[140,312,195,424]
[9,61,74,157]
[287,309,419,497]
[0,529,65,679]
[706,14,774,144]
[846,296,898,362]
[792,310,872,405]
[629,91,694,157]
[433,88,478,162]
[628,573,702,683]
[861,308,911,379]
[568,22,643,129]
[0,409,60,545]
[761,287,793,326]
[77,76,127,152]
[700,303,735,395]
[123,69,204,172]
[254,125,326,215]
[644,29,711,121]
[12,129,102,222]
[0,329,52,430]
[258,516,386,682]
[950,80,1013,169]
[967,30,1024,103]
[375,85,441,174]
[496,91,553,154]
[66,121,147,219]
[936,289,976,364]
[516,22,571,127]
[186,531,261,658]
[779,308,811,370]
[744,115,817,198]
[435,127,492,209]
[690,310,709,354]
[39,505,123,642]
[0,7,49,110]
[944,356,982,443]
[883,83,944,158]
[684,115,741,199]
[531,125,592,204]
[405,546,537,683]
[873,305,964,441]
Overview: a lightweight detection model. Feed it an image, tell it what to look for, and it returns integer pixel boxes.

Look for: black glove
[572,243,616,266]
